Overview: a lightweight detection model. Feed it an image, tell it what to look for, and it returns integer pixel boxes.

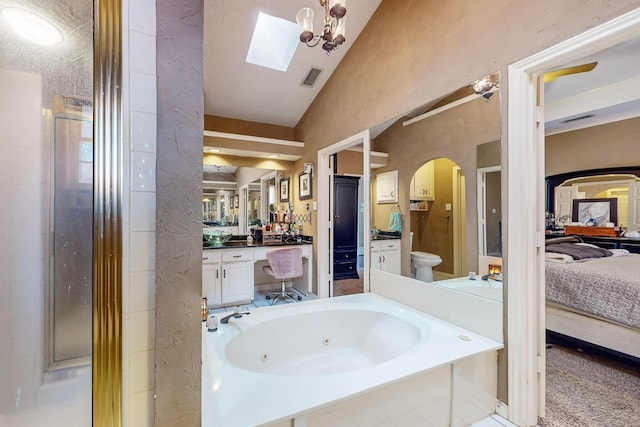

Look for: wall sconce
[303,162,314,176]
[472,76,499,100]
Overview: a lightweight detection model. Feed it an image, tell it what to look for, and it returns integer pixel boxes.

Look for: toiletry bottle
[201,297,208,322]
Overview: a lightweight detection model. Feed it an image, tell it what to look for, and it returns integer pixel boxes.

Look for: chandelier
[296,1,347,54]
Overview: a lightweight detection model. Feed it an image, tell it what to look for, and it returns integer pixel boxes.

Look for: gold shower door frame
[93,0,123,425]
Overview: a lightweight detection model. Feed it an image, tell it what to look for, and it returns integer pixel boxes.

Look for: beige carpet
[543,344,640,427]
[333,269,364,296]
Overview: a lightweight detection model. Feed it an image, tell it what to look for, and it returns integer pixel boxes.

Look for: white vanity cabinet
[410,161,435,201]
[202,249,254,307]
[370,239,401,275]
[220,249,254,305]
[202,251,222,306]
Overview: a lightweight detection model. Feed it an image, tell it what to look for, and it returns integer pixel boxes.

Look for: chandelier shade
[296,0,347,54]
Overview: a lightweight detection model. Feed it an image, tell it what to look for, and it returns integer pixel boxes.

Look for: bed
[545,236,640,359]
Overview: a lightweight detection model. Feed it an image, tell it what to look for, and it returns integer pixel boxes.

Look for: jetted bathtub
[202,293,502,426]
[432,277,503,302]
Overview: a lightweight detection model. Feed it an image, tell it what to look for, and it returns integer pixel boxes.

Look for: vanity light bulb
[296,8,314,42]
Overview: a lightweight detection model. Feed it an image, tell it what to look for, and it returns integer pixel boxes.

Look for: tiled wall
[0,69,44,414]
[122,0,157,425]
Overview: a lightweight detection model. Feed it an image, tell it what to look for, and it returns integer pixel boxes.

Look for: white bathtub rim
[202,293,503,427]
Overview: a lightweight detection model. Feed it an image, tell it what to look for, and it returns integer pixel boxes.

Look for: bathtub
[202,293,502,426]
[432,277,503,302]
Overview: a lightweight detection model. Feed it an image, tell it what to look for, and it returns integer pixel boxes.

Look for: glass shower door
[0,1,94,425]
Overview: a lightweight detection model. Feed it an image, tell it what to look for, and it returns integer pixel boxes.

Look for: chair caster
[265,295,271,300]
[297,295,302,301]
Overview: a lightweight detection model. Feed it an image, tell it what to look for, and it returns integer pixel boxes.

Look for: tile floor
[209,287,312,315]
[472,414,518,427]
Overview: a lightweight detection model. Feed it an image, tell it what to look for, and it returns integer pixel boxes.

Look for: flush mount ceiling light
[472,76,499,100]
[296,0,346,54]
[1,7,63,46]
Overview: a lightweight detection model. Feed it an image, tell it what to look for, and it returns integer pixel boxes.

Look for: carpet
[333,269,364,296]
[543,344,640,427]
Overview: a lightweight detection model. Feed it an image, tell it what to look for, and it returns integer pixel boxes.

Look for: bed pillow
[545,242,613,260]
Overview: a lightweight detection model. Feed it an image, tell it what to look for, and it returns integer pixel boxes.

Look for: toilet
[410,232,442,282]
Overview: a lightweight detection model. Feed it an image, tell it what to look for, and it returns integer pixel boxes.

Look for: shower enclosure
[1,1,122,425]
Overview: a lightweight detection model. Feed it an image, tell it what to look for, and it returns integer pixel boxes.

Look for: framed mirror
[370,72,502,301]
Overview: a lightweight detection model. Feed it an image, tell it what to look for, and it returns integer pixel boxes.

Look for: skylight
[246,12,299,72]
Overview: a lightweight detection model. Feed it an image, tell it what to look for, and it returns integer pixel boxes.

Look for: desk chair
[262,247,303,304]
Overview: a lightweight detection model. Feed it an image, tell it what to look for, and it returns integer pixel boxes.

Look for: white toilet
[410,232,442,282]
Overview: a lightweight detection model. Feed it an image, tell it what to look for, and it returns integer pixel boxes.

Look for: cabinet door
[221,261,254,304]
[202,263,222,306]
[409,175,417,199]
[334,176,359,251]
[370,241,382,270]
[413,162,435,201]
[381,248,401,275]
[376,170,398,203]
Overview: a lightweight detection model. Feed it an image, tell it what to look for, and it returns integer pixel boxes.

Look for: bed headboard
[545,235,583,246]
[546,166,640,213]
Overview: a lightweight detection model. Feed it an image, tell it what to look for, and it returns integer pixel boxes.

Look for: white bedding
[545,253,640,329]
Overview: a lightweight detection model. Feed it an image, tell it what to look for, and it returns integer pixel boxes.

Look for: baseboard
[495,400,509,419]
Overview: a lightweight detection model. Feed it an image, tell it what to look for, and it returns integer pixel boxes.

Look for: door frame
[477,166,501,257]
[507,7,640,426]
[452,165,466,277]
[317,130,371,299]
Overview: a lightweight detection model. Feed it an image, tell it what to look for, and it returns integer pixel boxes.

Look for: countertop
[203,235,313,250]
[371,230,402,240]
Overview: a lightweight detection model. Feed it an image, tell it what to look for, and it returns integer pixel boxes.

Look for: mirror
[370,72,502,301]
[202,154,295,235]
[546,168,640,232]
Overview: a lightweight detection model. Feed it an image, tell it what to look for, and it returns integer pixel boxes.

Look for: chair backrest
[266,247,303,279]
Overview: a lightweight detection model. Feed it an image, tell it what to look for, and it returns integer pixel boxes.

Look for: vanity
[202,241,313,308]
[370,237,401,275]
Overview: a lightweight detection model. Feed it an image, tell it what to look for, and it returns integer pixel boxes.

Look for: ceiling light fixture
[296,0,346,54]
[472,76,499,100]
[1,7,63,46]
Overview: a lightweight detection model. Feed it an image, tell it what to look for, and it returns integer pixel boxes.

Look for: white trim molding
[317,130,371,299]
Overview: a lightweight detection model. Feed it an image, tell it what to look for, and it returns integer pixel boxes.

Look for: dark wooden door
[333,176,360,280]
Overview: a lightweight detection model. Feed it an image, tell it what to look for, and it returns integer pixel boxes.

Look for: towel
[388,211,403,233]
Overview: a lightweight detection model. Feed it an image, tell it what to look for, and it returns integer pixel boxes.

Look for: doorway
[317,130,371,299]
[507,7,640,427]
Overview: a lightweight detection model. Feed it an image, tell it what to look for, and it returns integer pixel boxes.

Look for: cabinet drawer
[377,240,400,251]
[202,251,222,264]
[221,249,253,262]
[334,250,357,262]
[333,260,357,276]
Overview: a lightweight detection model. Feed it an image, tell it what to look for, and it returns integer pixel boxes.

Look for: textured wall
[546,117,640,176]
[155,0,204,425]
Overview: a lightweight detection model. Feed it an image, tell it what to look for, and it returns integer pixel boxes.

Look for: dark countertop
[371,235,401,240]
[372,230,402,240]
[203,235,313,250]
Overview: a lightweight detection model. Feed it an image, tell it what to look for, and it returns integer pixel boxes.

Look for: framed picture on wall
[299,172,312,200]
[279,177,290,203]
[571,197,618,226]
